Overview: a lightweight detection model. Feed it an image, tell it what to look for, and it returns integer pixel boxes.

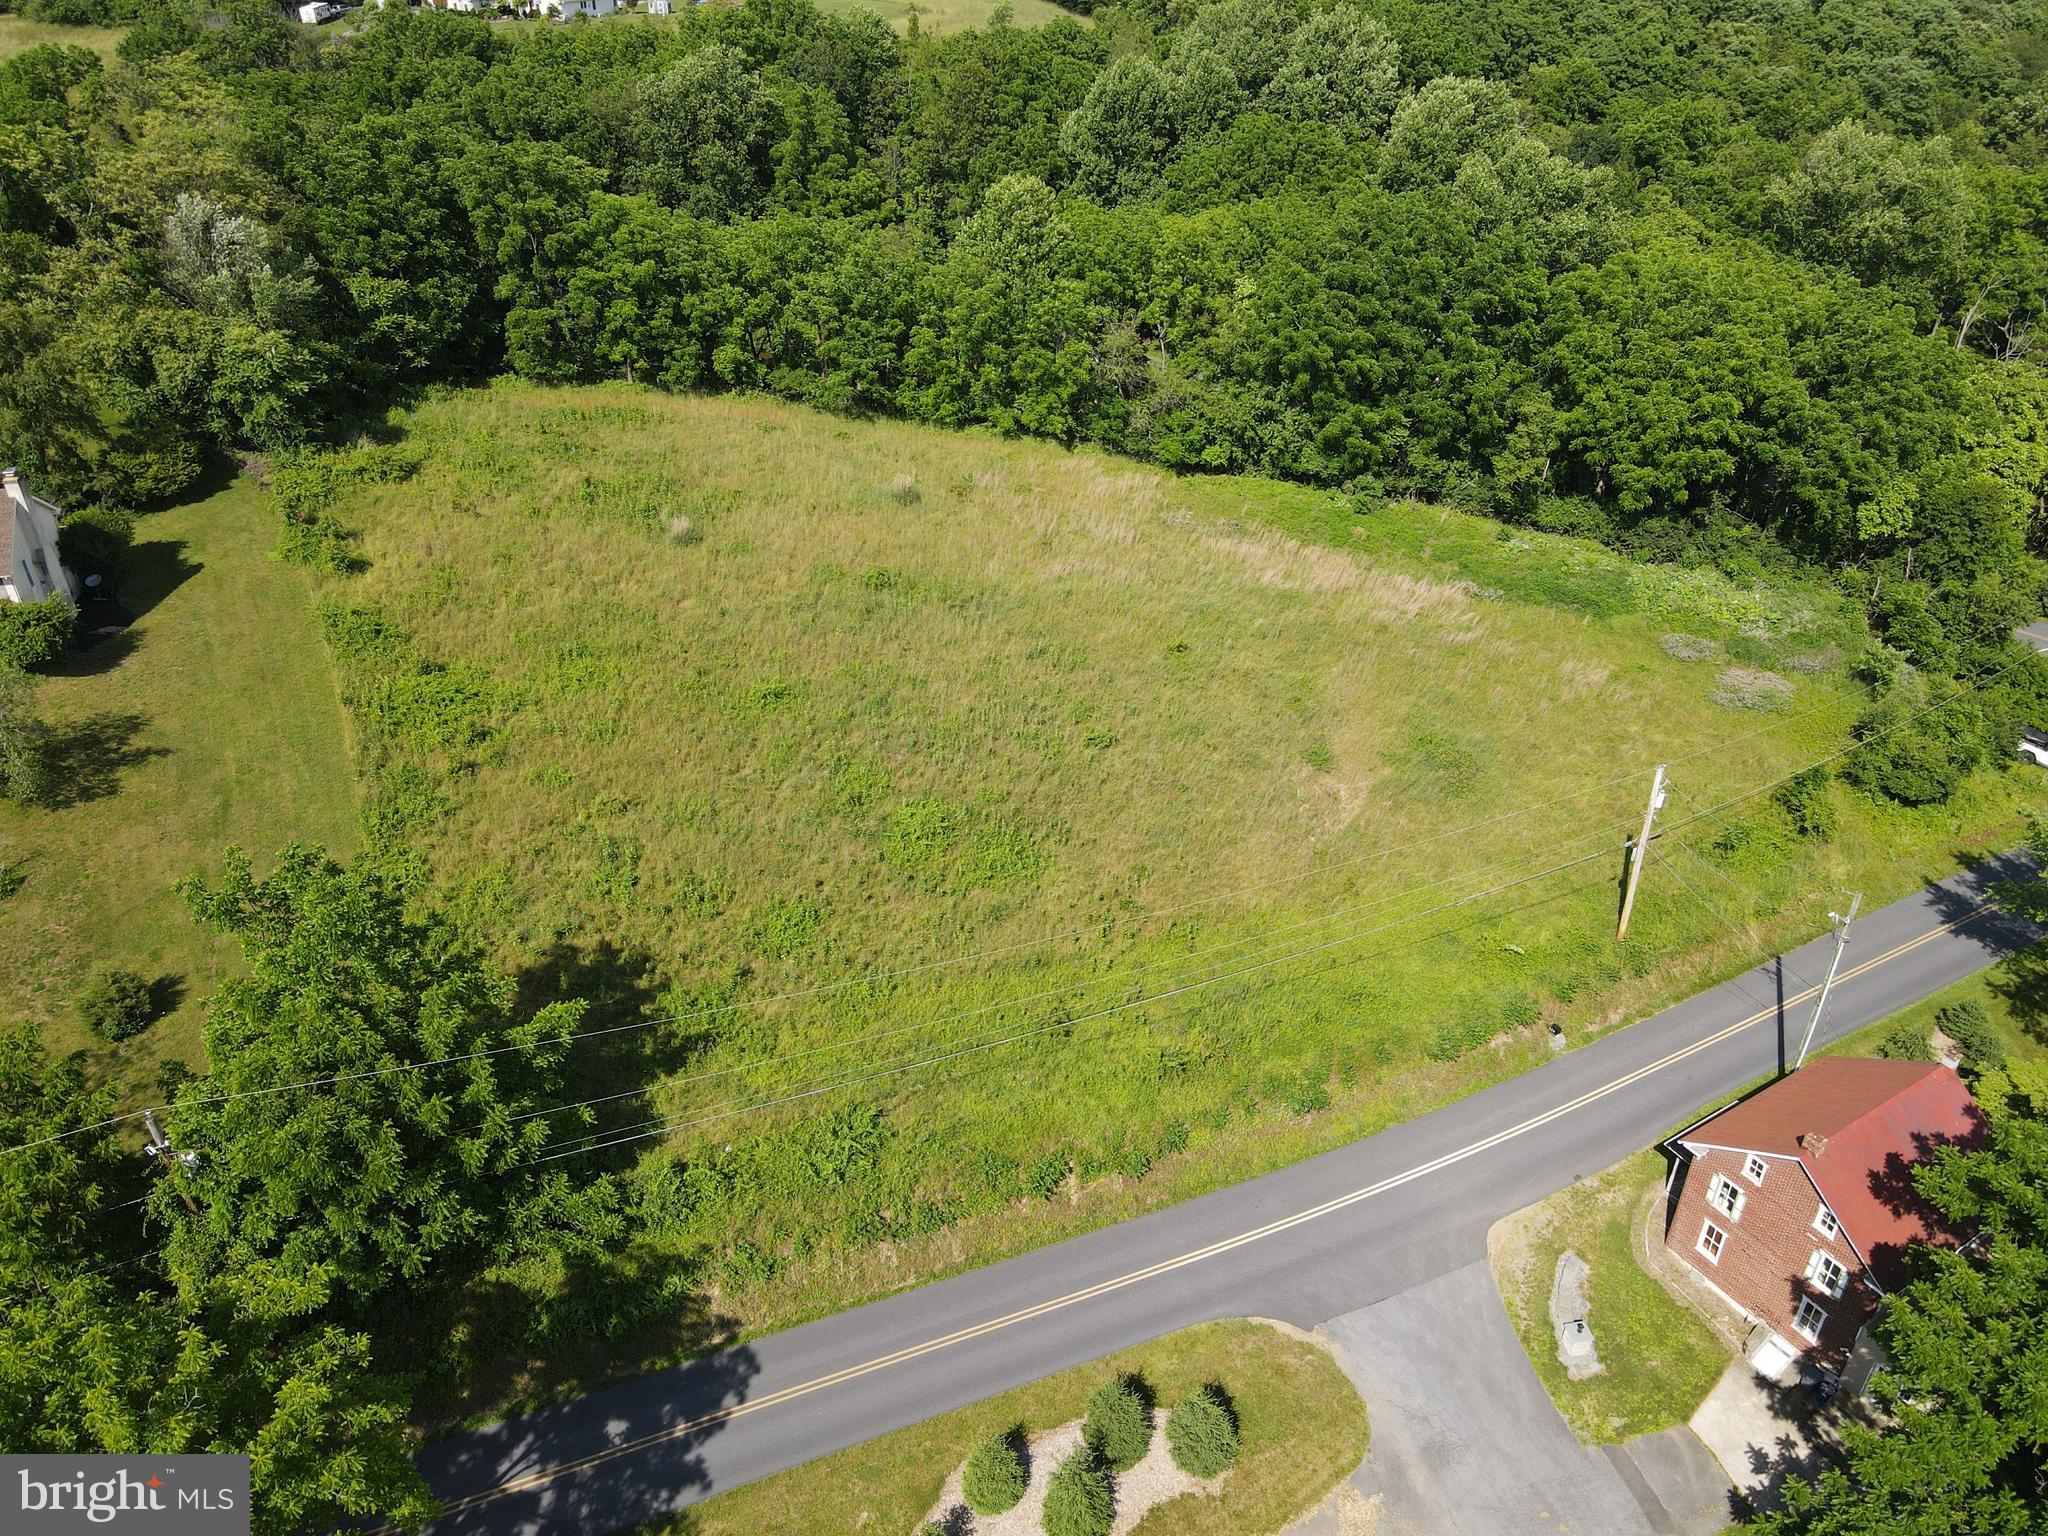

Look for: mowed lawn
[0,15,125,60]
[1492,1150,1730,1444]
[0,478,357,1098]
[304,381,2044,1378]
[655,1319,1368,1536]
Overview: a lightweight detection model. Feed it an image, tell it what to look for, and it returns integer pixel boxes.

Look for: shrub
[1041,1449,1113,1536]
[0,595,75,669]
[78,969,155,1042]
[1165,1386,1240,1477]
[1774,766,1838,840]
[961,1431,1027,1515]
[1877,1021,1931,1062]
[1935,1000,2004,1074]
[58,504,135,586]
[1026,1150,1068,1199]
[1084,1374,1153,1471]
[1841,681,1988,806]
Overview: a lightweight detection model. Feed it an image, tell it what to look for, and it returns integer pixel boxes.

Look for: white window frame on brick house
[1806,1250,1848,1299]
[1707,1172,1747,1221]
[1794,1295,1827,1342]
[1696,1219,1727,1264]
[1813,1203,1839,1239]
[1743,1153,1769,1185]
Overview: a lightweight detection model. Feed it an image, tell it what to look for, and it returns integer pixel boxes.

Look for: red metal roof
[1679,1057,1986,1290]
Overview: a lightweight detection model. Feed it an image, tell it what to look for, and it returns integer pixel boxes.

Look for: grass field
[652,1319,1368,1536]
[815,0,1082,32]
[1492,1150,1730,1444]
[274,379,2048,1415]
[0,14,125,60]
[0,478,358,1100]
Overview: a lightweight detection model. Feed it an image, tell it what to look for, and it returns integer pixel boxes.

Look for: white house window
[1806,1250,1849,1299]
[1813,1204,1839,1239]
[1707,1173,1747,1221]
[1696,1219,1727,1264]
[1743,1153,1769,1185]
[1794,1296,1828,1342]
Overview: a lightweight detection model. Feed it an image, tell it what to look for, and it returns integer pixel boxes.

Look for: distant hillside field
[290,381,2035,1367]
[0,15,125,59]
[814,0,1082,32]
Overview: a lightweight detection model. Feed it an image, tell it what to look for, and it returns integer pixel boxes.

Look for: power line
[518,839,1629,1166]
[3,756,1662,1159]
[10,639,2034,1162]
[526,838,1626,1156]
[525,652,2044,1166]
[507,810,1644,1138]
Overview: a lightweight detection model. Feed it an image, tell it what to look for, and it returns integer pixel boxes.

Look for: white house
[2,468,78,605]
[648,0,672,12]
[296,1,343,21]
[445,0,479,10]
[553,0,617,18]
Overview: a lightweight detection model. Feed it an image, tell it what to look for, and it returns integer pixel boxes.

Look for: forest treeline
[3,0,2048,687]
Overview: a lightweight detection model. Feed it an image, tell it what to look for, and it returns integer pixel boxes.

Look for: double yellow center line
[412,902,1988,1526]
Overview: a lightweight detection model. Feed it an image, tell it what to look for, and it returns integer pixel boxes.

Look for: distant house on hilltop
[2,467,77,605]
[1664,1056,1984,1384]
[549,0,617,17]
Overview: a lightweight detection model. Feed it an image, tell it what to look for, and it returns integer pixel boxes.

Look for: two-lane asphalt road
[413,855,2038,1536]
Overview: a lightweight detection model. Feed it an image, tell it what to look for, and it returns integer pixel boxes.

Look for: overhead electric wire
[517,837,1633,1166]
[509,808,1646,1139]
[11,638,2035,1163]
[5,751,1663,1159]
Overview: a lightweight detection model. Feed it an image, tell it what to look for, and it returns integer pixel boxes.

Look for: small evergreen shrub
[1935,1000,2004,1074]
[78,969,155,1042]
[961,1431,1027,1515]
[1165,1385,1240,1477]
[1041,1449,1113,1536]
[1083,1374,1153,1471]
[1877,1021,1931,1062]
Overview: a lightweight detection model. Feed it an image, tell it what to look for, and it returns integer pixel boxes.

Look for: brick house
[1663,1057,1984,1382]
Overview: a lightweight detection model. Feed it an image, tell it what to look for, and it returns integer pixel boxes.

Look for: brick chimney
[2,466,22,512]
[1798,1132,1828,1156]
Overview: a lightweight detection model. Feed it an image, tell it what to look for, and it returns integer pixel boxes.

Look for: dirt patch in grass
[1490,1150,1732,1444]
[650,1319,1366,1536]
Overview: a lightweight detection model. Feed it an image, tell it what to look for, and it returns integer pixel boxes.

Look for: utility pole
[1615,763,1668,942]
[1794,893,1862,1071]
[142,1108,199,1215]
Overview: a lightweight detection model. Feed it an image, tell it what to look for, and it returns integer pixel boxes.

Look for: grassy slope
[1493,1149,1729,1444]
[301,381,2045,1417]
[0,478,358,1096]
[657,1319,1367,1536]
[813,0,1081,33]
[0,15,124,60]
